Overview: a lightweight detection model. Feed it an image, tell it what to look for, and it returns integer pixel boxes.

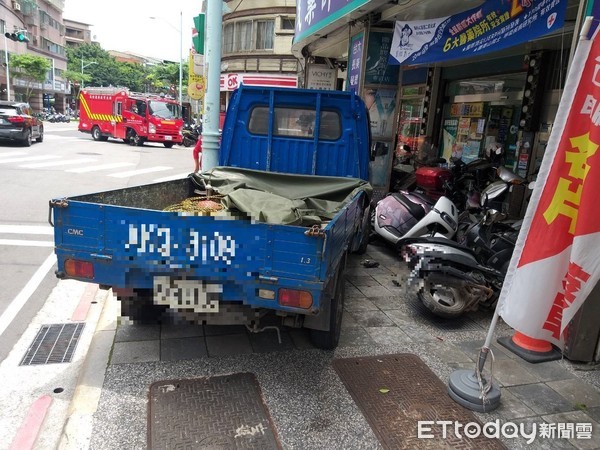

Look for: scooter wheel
[418,282,469,318]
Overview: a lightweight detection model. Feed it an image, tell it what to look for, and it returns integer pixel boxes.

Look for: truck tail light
[278,289,313,309]
[64,259,94,279]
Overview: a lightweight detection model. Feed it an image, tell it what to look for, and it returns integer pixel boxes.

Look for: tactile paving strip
[147,372,281,449]
[333,354,505,449]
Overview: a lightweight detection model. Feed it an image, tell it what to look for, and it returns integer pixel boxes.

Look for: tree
[9,54,51,102]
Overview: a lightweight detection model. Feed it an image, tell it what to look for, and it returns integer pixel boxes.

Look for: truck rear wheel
[310,257,346,350]
[118,288,167,324]
[163,142,174,148]
[91,126,102,141]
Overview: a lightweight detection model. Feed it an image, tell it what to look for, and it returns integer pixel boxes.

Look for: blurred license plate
[153,276,221,313]
[165,135,172,140]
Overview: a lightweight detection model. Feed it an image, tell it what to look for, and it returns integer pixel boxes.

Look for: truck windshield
[148,101,180,119]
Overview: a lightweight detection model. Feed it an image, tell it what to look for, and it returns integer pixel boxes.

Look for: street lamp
[149,12,183,107]
[81,58,97,89]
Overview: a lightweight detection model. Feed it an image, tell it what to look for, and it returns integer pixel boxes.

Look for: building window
[0,20,6,35]
[256,20,274,50]
[281,18,295,30]
[224,19,275,54]
[223,23,234,53]
[235,21,253,51]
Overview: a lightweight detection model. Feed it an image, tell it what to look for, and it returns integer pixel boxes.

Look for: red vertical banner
[498,20,600,347]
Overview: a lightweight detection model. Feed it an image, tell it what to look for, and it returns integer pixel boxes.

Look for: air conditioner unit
[13,2,22,11]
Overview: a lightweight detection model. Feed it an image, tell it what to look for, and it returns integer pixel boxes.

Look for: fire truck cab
[78,87,183,147]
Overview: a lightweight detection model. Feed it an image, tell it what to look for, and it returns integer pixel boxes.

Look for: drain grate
[20,323,85,366]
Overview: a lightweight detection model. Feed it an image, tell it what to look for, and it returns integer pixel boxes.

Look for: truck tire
[92,126,102,141]
[418,279,469,319]
[310,257,346,350]
[118,288,168,324]
[163,142,174,148]
[355,206,371,254]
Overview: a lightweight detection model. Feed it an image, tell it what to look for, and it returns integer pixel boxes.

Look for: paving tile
[356,285,393,298]
[583,406,600,423]
[345,284,366,298]
[341,312,361,329]
[541,411,600,450]
[368,296,406,311]
[347,275,379,287]
[423,342,473,364]
[203,324,247,336]
[160,337,207,361]
[520,361,576,383]
[491,359,541,387]
[111,340,160,364]
[115,323,160,342]
[511,417,577,450]
[366,327,413,346]
[160,323,204,339]
[395,324,442,343]
[338,326,376,348]
[288,329,314,350]
[495,388,537,420]
[345,297,379,312]
[383,308,412,327]
[546,379,600,409]
[205,333,252,357]
[348,310,395,327]
[454,340,513,361]
[509,384,576,415]
[248,329,295,353]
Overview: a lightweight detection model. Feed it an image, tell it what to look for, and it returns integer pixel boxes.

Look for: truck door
[112,95,126,139]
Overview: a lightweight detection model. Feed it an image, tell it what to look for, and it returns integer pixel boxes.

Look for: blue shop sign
[389,0,567,66]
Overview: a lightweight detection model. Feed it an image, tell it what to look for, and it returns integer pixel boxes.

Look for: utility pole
[201,0,223,171]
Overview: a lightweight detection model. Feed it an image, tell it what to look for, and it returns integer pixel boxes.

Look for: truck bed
[51,172,369,312]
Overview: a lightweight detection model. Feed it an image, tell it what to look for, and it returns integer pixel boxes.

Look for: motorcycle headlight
[149,124,156,133]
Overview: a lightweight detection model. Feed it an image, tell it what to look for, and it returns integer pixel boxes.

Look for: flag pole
[447,15,596,412]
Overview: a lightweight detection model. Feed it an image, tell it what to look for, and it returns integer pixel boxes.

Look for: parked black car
[0,101,44,146]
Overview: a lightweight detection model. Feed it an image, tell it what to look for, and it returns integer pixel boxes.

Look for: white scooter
[372,190,459,247]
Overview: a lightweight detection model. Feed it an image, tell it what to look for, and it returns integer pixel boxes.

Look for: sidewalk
[7,241,600,449]
[67,241,599,449]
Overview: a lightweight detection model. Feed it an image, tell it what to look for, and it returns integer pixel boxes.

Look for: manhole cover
[333,354,505,449]
[148,373,281,449]
[77,152,101,155]
[20,323,85,365]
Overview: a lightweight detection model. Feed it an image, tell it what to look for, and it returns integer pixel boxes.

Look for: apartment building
[1,0,68,111]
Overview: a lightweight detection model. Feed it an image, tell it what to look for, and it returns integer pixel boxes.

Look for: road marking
[109,166,172,178]
[20,158,97,169]
[0,155,60,164]
[0,151,27,158]
[43,135,81,140]
[153,173,190,182]
[0,253,56,338]
[67,162,134,173]
[8,395,53,450]
[0,239,54,247]
[0,225,53,235]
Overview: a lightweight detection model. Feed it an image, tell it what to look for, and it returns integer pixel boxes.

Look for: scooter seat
[391,193,426,221]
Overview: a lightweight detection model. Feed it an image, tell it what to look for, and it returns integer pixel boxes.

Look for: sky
[63,0,205,62]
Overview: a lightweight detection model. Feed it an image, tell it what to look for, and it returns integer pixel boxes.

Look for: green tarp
[190,167,372,226]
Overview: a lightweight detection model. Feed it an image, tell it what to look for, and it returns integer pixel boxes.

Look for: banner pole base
[448,369,501,413]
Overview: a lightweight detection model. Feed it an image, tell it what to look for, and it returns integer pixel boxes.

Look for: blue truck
[49,85,372,349]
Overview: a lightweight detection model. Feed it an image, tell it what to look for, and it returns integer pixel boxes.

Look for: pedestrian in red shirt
[193,137,202,173]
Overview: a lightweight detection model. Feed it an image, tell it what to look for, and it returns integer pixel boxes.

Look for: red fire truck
[78,87,183,147]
